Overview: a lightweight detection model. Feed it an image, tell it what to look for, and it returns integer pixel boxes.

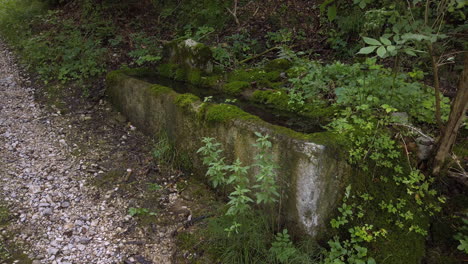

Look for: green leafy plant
[454,213,468,254]
[269,229,298,263]
[198,133,280,222]
[147,183,162,191]
[128,33,162,66]
[128,207,157,217]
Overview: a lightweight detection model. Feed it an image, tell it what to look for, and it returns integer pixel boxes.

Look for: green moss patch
[149,84,173,95]
[222,81,250,95]
[252,90,290,111]
[203,103,260,123]
[157,63,179,79]
[264,58,293,71]
[175,93,200,110]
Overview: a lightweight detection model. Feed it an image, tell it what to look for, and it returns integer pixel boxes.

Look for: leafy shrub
[288,58,450,124]
[128,33,162,66]
[0,4,108,84]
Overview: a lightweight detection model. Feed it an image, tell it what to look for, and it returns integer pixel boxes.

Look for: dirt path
[0,42,188,263]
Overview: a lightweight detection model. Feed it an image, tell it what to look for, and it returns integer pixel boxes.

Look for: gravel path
[0,43,181,263]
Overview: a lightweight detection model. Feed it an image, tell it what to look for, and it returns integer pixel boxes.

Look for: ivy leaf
[357,46,378,54]
[363,37,381,46]
[376,46,387,58]
[380,36,392,45]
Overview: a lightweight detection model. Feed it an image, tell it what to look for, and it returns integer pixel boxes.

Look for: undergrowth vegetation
[0,0,466,263]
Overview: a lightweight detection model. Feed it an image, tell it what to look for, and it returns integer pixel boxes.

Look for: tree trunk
[432,55,468,175]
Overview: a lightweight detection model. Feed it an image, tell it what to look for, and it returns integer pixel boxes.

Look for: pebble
[0,42,175,263]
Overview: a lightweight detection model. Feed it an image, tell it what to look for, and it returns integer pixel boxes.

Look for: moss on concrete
[200,75,221,87]
[175,93,200,111]
[264,58,293,71]
[203,103,261,123]
[165,39,214,74]
[157,63,179,79]
[187,69,202,85]
[251,90,290,110]
[149,84,173,95]
[222,81,250,95]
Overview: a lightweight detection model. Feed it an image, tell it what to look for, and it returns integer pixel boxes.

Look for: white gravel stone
[0,41,175,263]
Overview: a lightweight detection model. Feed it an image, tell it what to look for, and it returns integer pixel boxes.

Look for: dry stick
[399,133,413,169]
[239,46,282,64]
[226,0,240,27]
[390,123,434,142]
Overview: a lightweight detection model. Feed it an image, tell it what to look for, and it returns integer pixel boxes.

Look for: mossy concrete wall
[106,69,351,239]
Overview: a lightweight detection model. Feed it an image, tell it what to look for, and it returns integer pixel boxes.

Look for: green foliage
[147,183,162,191]
[198,133,279,216]
[454,213,468,254]
[266,29,296,47]
[128,33,162,66]
[288,58,450,124]
[203,210,319,264]
[324,236,376,264]
[182,26,215,42]
[197,134,319,263]
[128,207,157,217]
[0,3,109,85]
[153,132,192,170]
[212,45,233,69]
[225,31,259,61]
[252,132,279,205]
[269,229,298,263]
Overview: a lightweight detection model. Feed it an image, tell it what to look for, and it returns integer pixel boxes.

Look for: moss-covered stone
[175,93,200,111]
[251,90,290,110]
[203,104,260,123]
[157,63,179,79]
[264,58,293,71]
[222,81,250,95]
[149,84,172,95]
[187,69,202,85]
[165,39,214,74]
[107,69,351,244]
[200,75,221,87]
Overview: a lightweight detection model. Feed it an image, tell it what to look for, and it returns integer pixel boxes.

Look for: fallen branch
[390,123,434,142]
[226,0,240,27]
[239,46,282,64]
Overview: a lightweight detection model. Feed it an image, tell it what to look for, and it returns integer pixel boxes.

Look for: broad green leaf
[380,36,392,45]
[327,5,337,21]
[386,45,396,53]
[376,46,387,58]
[319,0,335,12]
[401,33,429,42]
[363,37,381,46]
[405,49,417,56]
[357,46,377,54]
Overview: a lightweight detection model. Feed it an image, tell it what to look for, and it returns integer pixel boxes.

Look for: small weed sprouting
[152,132,192,171]
[128,207,157,217]
[147,183,162,191]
